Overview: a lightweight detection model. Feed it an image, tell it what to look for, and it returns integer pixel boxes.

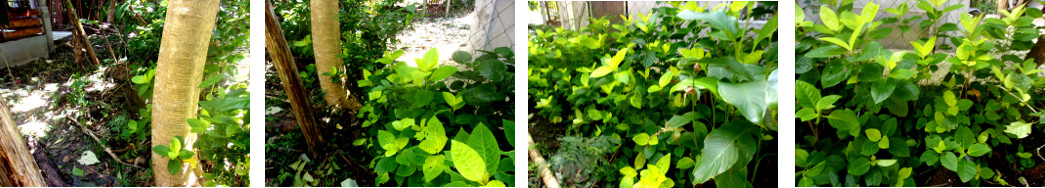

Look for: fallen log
[0,98,47,186]
[27,137,69,187]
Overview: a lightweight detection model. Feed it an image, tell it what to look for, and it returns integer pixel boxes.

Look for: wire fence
[464,0,514,53]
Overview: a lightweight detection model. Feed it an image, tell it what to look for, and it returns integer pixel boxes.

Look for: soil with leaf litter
[0,36,152,186]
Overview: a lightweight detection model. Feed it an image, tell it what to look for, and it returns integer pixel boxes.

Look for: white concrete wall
[0,35,49,68]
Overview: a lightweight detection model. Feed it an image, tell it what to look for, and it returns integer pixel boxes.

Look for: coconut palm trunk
[311,0,362,110]
[150,0,220,186]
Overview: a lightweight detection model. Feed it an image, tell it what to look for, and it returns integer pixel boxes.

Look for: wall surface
[0,35,49,68]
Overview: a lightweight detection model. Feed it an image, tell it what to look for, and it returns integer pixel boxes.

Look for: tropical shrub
[796,0,1045,186]
[356,48,515,186]
[529,2,778,187]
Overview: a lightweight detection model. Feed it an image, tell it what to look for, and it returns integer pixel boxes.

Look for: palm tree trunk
[266,1,324,156]
[311,0,362,110]
[0,98,46,187]
[151,0,220,186]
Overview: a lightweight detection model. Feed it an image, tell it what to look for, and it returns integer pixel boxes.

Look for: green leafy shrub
[357,48,515,186]
[796,0,1045,186]
[529,2,778,187]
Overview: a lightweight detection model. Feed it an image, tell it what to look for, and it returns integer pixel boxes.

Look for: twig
[0,47,14,80]
[528,134,561,188]
[66,116,144,169]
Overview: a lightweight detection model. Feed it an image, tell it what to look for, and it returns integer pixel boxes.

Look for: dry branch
[528,134,561,188]
[66,117,144,169]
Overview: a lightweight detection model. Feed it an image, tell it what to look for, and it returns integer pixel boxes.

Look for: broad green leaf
[415,90,433,107]
[423,155,446,182]
[819,6,841,32]
[678,10,740,39]
[817,95,842,111]
[943,90,957,107]
[484,180,506,187]
[876,159,897,167]
[819,37,852,51]
[967,143,991,157]
[630,94,642,109]
[609,46,630,69]
[168,158,182,175]
[378,130,400,156]
[805,45,847,58]
[870,81,896,104]
[848,157,871,175]
[391,118,415,131]
[718,80,767,124]
[198,74,226,88]
[590,66,613,78]
[957,160,977,182]
[866,128,882,142]
[879,136,890,149]
[796,108,818,121]
[420,47,439,71]
[1005,121,1032,138]
[691,120,757,183]
[941,152,958,171]
[179,150,194,160]
[826,109,859,131]
[677,157,695,169]
[655,154,671,172]
[633,133,652,146]
[955,126,974,148]
[452,51,472,64]
[451,140,488,184]
[419,117,447,154]
[468,123,501,174]
[375,157,398,173]
[152,145,171,159]
[659,70,675,87]
[186,118,210,133]
[169,137,182,158]
[666,115,694,128]
[429,66,458,81]
[796,80,820,108]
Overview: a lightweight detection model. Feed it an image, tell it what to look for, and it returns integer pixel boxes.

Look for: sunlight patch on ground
[85,67,115,92]
[19,120,50,137]
[8,83,59,113]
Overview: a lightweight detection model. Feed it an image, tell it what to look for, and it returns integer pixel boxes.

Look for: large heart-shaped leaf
[691,120,758,183]
[718,79,767,124]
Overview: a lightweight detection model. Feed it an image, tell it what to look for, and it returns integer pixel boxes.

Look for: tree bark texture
[0,98,46,187]
[64,0,99,65]
[150,0,220,186]
[266,1,324,157]
[310,0,362,110]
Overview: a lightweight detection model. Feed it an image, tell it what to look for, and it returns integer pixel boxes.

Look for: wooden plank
[7,9,40,18]
[3,18,41,28]
[3,27,43,40]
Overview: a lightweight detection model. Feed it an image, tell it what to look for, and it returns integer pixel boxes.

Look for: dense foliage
[529,2,778,187]
[796,0,1045,186]
[355,47,516,186]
